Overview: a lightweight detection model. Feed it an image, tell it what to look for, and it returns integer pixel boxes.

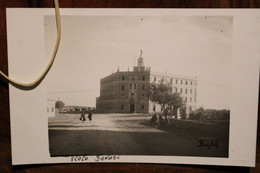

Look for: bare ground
[48,113,229,157]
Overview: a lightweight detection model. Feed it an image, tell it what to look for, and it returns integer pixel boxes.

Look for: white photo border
[7,8,260,166]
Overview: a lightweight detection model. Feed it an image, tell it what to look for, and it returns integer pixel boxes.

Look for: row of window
[102,75,196,86]
[102,75,147,85]
[98,104,145,111]
[101,83,146,94]
[122,76,146,81]
[153,77,196,86]
[176,88,194,95]
[184,96,196,103]
[102,87,194,97]
[100,92,147,100]
[120,104,145,110]
[101,87,194,99]
[122,84,145,90]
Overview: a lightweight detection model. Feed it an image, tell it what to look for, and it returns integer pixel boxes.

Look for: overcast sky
[45,15,233,109]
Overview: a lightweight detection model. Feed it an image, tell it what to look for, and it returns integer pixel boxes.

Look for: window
[142,84,145,90]
[122,76,125,81]
[142,94,145,97]
[181,80,183,84]
[190,89,192,94]
[130,84,132,89]
[134,84,136,89]
[190,97,192,103]
[121,94,124,98]
[170,78,172,83]
[143,76,145,81]
[176,79,178,84]
[121,104,124,110]
[121,85,124,90]
[185,88,187,94]
[180,88,182,93]
[162,78,164,82]
[191,81,193,85]
[132,77,135,81]
[141,105,144,110]
[154,77,156,81]
[51,107,54,112]
[189,106,192,112]
[131,93,134,96]
[185,81,188,85]
[185,97,187,102]
[47,107,49,113]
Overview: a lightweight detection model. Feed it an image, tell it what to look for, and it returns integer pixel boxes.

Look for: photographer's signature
[197,139,219,150]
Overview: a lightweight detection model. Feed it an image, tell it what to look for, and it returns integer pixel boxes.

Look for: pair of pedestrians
[80,110,92,123]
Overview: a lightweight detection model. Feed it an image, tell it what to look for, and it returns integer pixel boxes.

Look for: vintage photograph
[45,15,232,157]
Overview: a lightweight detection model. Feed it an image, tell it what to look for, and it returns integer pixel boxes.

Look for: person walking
[88,110,93,121]
[80,109,86,122]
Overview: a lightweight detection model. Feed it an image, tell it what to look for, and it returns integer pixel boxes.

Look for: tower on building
[134,50,145,71]
[138,50,144,67]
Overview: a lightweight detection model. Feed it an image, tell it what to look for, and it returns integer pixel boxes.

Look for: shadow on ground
[49,126,229,157]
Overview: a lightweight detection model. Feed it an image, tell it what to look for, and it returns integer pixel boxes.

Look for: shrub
[189,107,230,121]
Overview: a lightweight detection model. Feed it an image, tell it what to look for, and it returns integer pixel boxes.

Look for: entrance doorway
[130,104,135,113]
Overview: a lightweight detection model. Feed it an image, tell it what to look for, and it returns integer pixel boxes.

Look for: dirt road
[48,113,228,157]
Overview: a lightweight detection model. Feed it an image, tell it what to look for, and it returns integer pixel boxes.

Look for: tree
[55,100,65,112]
[189,108,230,121]
[148,83,185,126]
[189,107,206,121]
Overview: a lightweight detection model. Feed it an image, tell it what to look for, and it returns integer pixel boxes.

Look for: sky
[44,14,233,109]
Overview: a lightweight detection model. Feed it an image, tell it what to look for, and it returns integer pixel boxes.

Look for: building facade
[47,99,57,117]
[96,51,197,118]
[61,106,95,113]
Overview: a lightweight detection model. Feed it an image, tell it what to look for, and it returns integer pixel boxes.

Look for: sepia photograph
[45,15,232,158]
[7,8,260,166]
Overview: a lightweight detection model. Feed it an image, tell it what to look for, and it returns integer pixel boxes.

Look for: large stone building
[96,51,197,118]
